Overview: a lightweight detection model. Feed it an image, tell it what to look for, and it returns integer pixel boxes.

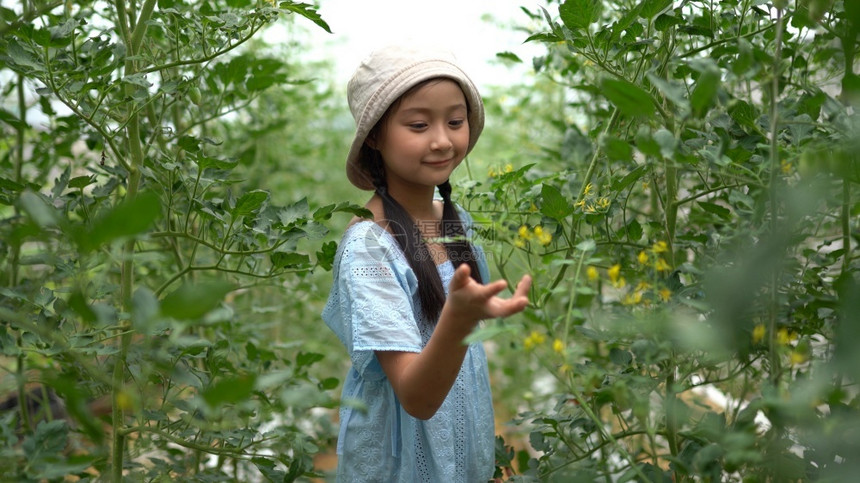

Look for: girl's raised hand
[446,263,531,324]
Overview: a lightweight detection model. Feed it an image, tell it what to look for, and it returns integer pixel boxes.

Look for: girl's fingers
[449,263,472,291]
[514,275,532,298]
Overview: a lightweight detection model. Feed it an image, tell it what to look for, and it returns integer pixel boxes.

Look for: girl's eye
[449,119,465,128]
[408,122,428,130]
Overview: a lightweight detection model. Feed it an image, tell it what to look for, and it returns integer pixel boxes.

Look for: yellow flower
[553,339,564,354]
[534,226,552,246]
[780,159,792,175]
[752,324,766,344]
[504,163,514,173]
[514,238,526,248]
[659,288,672,302]
[637,251,649,265]
[529,202,538,213]
[488,167,497,178]
[583,183,594,196]
[608,264,626,288]
[652,241,668,253]
[777,328,794,346]
[560,363,572,374]
[524,331,546,350]
[584,203,596,214]
[635,281,652,292]
[608,264,621,283]
[654,258,671,272]
[518,225,530,240]
[642,181,649,190]
[586,266,598,281]
[622,291,643,305]
[790,350,808,366]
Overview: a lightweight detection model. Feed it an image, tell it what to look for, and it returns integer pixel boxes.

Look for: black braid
[361,148,447,321]
[438,180,483,284]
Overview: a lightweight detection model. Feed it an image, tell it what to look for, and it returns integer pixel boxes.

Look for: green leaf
[316,241,338,271]
[635,126,661,157]
[690,68,721,118]
[280,2,332,33]
[654,12,683,31]
[602,135,633,161]
[253,457,286,482]
[313,201,372,221]
[611,4,643,43]
[271,251,310,269]
[319,377,339,390]
[179,135,200,153]
[233,190,268,216]
[601,78,655,117]
[296,351,324,368]
[18,191,60,228]
[576,239,596,252]
[698,201,732,220]
[79,191,161,252]
[22,420,68,461]
[559,0,602,30]
[68,290,97,323]
[609,347,633,365]
[625,219,643,241]
[651,128,676,159]
[540,183,574,220]
[728,99,758,130]
[68,175,95,189]
[464,324,517,344]
[6,40,45,72]
[639,0,672,19]
[122,72,152,88]
[0,108,27,129]
[646,73,689,110]
[195,153,238,170]
[496,51,523,63]
[612,165,648,192]
[160,280,234,320]
[202,374,256,407]
[279,197,309,225]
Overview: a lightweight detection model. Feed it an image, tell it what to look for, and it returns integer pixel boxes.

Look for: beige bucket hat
[345,44,485,190]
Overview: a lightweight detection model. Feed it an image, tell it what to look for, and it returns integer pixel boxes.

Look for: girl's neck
[386,184,439,222]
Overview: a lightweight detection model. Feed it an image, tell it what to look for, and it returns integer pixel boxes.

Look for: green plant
[0,1,365,480]
[462,0,859,481]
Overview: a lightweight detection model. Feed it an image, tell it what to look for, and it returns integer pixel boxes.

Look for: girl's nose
[430,126,454,151]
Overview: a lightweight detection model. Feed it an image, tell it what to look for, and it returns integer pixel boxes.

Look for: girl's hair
[359,80,483,322]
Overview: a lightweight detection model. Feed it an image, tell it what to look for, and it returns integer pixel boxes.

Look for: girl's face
[373,79,470,194]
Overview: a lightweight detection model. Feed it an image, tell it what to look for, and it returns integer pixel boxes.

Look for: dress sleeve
[333,224,423,379]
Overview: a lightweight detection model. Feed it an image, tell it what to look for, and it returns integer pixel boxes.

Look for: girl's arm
[376,264,531,420]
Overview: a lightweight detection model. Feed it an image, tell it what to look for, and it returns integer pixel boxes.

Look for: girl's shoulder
[338,218,405,268]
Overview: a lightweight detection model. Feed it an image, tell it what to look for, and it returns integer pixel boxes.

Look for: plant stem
[112,2,158,481]
[13,73,32,433]
[767,5,785,388]
[842,180,851,276]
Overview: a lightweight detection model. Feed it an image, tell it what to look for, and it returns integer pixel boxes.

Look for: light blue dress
[322,217,495,482]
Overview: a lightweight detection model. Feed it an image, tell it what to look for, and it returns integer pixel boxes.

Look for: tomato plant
[460,0,859,481]
[0,1,365,480]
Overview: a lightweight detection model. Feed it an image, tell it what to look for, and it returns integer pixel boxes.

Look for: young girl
[322,44,531,482]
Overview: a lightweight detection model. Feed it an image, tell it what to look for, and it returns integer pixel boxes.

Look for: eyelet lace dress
[322,216,495,482]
